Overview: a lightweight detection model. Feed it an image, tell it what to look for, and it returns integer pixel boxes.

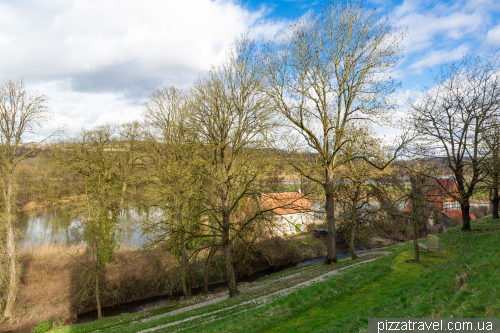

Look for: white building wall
[273,211,315,235]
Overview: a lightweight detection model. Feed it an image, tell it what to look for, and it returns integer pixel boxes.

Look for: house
[402,178,476,229]
[259,192,315,236]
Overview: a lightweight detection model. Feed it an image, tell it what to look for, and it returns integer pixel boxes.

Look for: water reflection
[17,206,164,248]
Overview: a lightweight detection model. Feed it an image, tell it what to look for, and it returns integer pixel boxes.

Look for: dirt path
[134,251,392,333]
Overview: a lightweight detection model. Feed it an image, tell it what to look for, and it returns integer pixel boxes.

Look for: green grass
[53,218,500,332]
[198,219,500,333]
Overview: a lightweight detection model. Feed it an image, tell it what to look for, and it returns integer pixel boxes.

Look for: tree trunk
[180,267,187,298]
[413,218,420,262]
[222,211,237,297]
[220,145,238,297]
[324,175,338,265]
[202,239,217,294]
[461,204,471,231]
[349,188,360,260]
[96,263,102,319]
[349,224,357,260]
[224,241,237,297]
[3,174,17,319]
[119,181,127,210]
[490,188,499,219]
[181,243,191,297]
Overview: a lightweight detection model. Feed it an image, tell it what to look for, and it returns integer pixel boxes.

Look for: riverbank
[49,216,500,332]
[53,250,392,333]
[3,237,330,332]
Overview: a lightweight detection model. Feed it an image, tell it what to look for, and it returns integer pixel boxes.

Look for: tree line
[1,0,500,321]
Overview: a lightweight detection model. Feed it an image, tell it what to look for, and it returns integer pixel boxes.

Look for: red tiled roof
[443,209,477,221]
[427,178,458,202]
[259,192,315,215]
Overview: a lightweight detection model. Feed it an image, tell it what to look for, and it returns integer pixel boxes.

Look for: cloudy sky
[1,0,499,136]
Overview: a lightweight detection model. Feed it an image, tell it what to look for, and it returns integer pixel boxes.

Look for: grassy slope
[52,217,500,332]
[201,218,500,333]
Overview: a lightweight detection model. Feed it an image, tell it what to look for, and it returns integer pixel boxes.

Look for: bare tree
[0,80,55,318]
[483,118,500,219]
[142,86,204,298]
[261,0,405,264]
[337,123,391,260]
[56,125,127,319]
[411,51,500,230]
[188,36,274,296]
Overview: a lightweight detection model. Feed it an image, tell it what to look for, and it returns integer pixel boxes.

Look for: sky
[1,0,500,138]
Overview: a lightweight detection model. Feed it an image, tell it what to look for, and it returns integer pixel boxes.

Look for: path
[132,251,392,333]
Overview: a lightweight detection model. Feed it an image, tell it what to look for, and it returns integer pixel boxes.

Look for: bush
[470,205,490,219]
[427,224,443,235]
[32,320,52,333]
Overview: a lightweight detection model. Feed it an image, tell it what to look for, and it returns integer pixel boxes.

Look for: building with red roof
[259,192,315,236]
[402,178,476,227]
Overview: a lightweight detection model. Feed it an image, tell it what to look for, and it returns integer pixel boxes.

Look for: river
[17,206,160,248]
[17,202,492,249]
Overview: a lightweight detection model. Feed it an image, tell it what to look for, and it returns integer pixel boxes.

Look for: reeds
[19,242,139,259]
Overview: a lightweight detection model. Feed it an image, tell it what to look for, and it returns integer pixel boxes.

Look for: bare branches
[261,0,405,264]
[410,50,500,230]
[0,79,55,318]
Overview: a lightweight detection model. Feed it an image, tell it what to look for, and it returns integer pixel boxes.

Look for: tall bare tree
[0,80,54,318]
[57,125,126,319]
[261,0,405,264]
[188,36,274,296]
[483,119,500,219]
[143,86,204,298]
[411,51,500,230]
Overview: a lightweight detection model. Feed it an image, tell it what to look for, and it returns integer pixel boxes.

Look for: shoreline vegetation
[7,237,328,332]
[29,216,497,333]
[7,233,395,332]
[1,1,499,331]
[57,217,500,332]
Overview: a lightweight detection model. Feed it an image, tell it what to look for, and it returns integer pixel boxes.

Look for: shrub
[32,320,52,333]
[470,205,490,219]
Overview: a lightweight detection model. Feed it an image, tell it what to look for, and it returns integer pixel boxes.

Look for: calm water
[17,202,492,248]
[17,206,161,248]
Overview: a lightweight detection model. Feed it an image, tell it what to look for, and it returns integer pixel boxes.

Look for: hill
[49,217,500,332]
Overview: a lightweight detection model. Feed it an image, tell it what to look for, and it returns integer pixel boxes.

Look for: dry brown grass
[10,249,178,332]
[19,242,139,259]
[19,242,85,259]
[9,238,327,332]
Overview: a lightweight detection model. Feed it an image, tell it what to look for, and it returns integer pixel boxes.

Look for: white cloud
[486,23,500,45]
[0,0,287,132]
[391,0,487,54]
[0,0,286,90]
[29,80,143,137]
[408,45,470,73]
